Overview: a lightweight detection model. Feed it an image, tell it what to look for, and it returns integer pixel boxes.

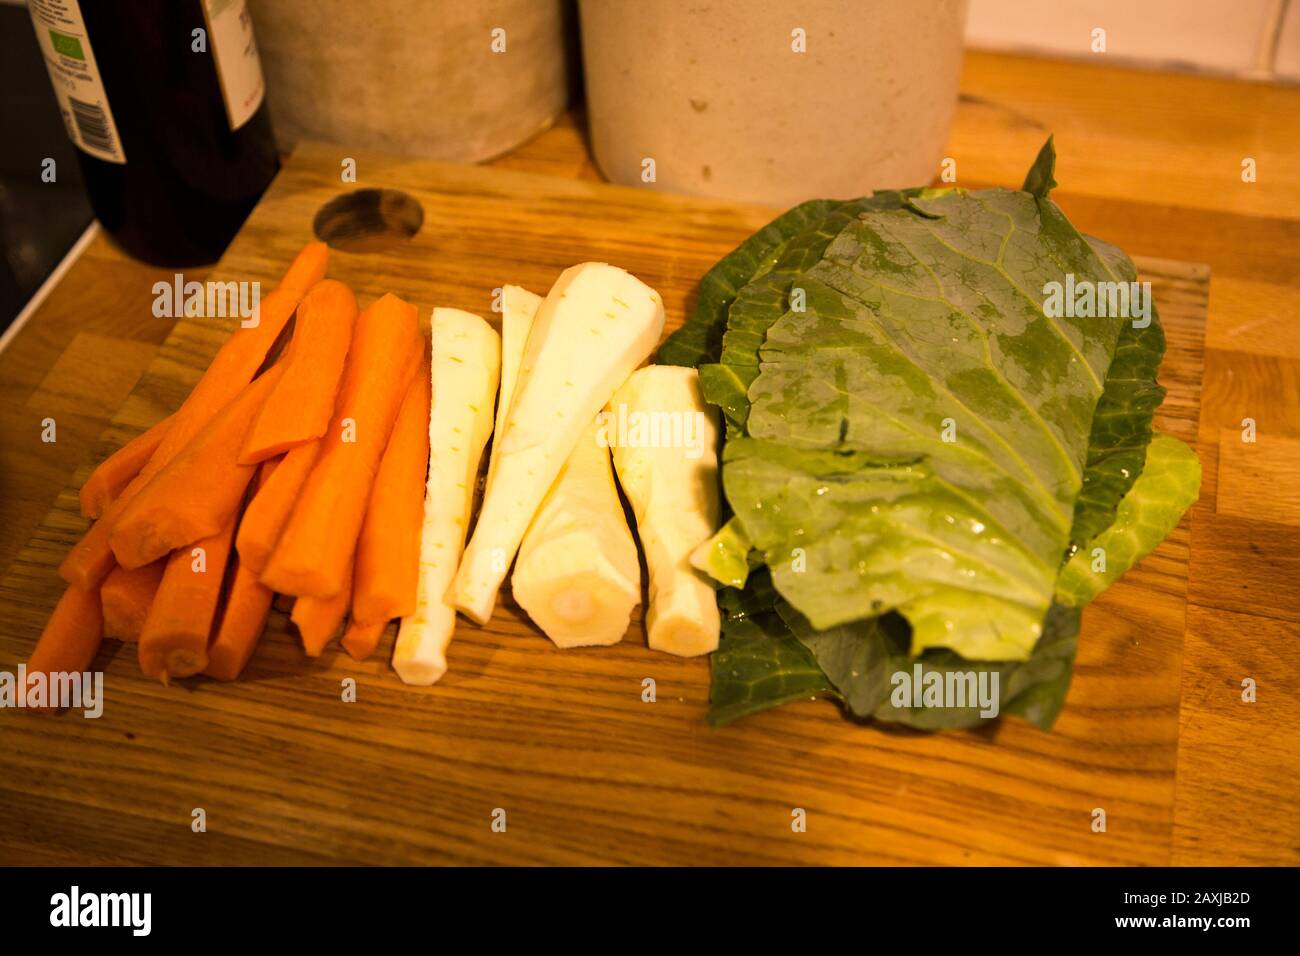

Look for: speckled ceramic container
[579,0,967,204]
[250,0,572,162]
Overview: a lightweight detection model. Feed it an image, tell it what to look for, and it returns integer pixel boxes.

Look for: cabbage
[661,138,1199,729]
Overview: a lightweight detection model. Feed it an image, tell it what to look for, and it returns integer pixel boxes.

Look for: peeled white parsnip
[453,262,665,625]
[486,285,542,484]
[609,365,721,657]
[511,417,641,647]
[392,308,501,685]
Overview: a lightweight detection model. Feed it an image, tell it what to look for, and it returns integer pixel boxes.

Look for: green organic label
[49,30,85,60]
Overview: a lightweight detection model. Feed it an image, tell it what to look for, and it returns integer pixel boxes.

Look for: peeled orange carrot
[340,618,387,661]
[24,584,104,710]
[109,364,284,569]
[262,293,423,598]
[235,440,319,574]
[204,554,274,681]
[240,279,358,463]
[101,561,165,642]
[205,461,279,680]
[351,346,430,624]
[276,241,329,298]
[137,519,237,682]
[79,414,173,519]
[291,564,352,657]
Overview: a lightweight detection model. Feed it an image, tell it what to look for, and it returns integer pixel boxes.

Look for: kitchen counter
[1,51,1296,864]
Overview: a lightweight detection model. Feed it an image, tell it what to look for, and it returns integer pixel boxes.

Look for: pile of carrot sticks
[26,243,431,695]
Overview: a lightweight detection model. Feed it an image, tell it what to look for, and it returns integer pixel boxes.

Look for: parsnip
[511,418,641,647]
[486,285,542,484]
[392,308,500,685]
[453,262,664,625]
[609,366,721,657]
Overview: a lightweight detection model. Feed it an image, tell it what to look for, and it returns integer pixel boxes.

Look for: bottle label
[202,0,266,132]
[29,0,127,164]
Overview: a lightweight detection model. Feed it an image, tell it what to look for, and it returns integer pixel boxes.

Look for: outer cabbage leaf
[708,572,832,726]
[661,194,922,434]
[705,194,910,432]
[779,599,1081,731]
[1022,134,1058,198]
[1056,433,1201,606]
[657,198,851,370]
[708,569,1081,731]
[1069,235,1168,549]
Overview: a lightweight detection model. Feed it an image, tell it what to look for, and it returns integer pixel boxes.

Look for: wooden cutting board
[0,142,1206,865]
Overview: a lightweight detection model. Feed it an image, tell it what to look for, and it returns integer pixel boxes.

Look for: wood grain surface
[0,141,1207,865]
[1,51,1296,864]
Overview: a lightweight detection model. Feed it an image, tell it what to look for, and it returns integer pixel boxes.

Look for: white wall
[965,0,1298,81]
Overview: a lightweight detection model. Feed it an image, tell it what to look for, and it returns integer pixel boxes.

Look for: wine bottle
[28,0,279,267]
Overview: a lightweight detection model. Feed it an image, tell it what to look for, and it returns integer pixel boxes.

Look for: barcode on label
[68,95,116,154]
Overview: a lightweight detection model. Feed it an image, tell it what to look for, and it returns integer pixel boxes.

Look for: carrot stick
[235,440,319,574]
[111,247,323,483]
[240,280,358,464]
[137,518,237,681]
[58,509,122,591]
[262,293,423,598]
[79,414,173,519]
[276,240,329,298]
[205,460,279,680]
[340,618,387,661]
[290,563,352,657]
[101,560,165,642]
[109,364,284,569]
[24,584,103,710]
[351,347,430,624]
[59,243,327,590]
[146,289,296,466]
[148,243,327,469]
[204,555,274,680]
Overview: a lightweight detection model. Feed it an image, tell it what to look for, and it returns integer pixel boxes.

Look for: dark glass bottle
[29,0,279,267]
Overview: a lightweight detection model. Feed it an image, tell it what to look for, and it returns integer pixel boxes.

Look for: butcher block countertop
[1,51,1297,865]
